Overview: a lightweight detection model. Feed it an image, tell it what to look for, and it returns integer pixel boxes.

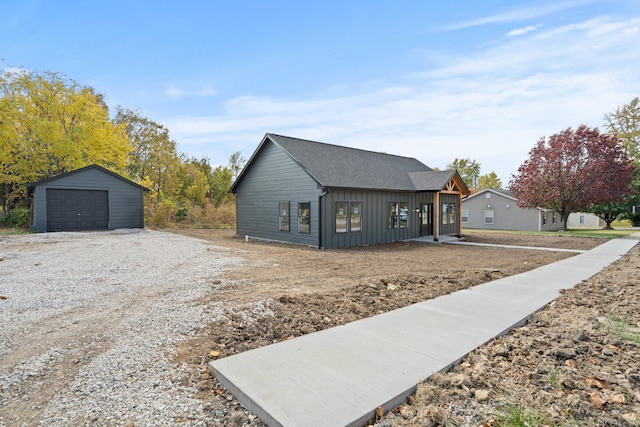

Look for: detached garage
[28,164,148,232]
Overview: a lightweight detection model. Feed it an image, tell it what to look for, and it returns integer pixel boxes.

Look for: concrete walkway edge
[209,238,639,427]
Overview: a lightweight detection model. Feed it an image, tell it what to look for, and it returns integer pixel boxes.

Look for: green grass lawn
[463,227,637,239]
[562,228,637,238]
[0,227,34,236]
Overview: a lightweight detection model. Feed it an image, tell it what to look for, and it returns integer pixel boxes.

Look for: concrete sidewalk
[447,240,588,253]
[209,238,639,427]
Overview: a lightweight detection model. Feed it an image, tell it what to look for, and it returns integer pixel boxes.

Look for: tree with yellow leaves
[0,69,130,212]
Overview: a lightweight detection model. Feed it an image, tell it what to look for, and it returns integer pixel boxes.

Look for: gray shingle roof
[465,188,515,201]
[268,134,434,191]
[493,188,514,198]
[233,133,467,193]
[408,170,457,191]
[27,164,149,194]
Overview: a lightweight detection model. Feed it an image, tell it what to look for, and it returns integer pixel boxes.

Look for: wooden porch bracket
[433,192,440,241]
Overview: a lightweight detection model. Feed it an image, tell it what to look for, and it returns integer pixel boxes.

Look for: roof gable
[408,170,470,195]
[233,134,439,193]
[27,164,149,193]
[464,188,516,202]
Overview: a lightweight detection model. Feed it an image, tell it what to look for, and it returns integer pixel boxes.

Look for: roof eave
[230,133,326,194]
[26,164,149,194]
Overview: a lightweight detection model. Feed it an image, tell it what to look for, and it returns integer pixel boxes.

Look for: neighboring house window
[552,212,557,224]
[336,201,363,234]
[542,212,547,225]
[461,209,469,224]
[389,202,408,229]
[279,202,289,232]
[579,215,585,225]
[442,203,456,225]
[298,202,310,233]
[484,209,494,224]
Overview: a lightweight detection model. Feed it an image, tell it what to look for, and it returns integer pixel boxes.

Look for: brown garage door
[46,189,109,232]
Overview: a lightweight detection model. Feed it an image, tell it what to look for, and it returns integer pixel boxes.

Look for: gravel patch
[0,229,241,426]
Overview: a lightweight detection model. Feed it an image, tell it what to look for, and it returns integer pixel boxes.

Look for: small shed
[28,164,148,232]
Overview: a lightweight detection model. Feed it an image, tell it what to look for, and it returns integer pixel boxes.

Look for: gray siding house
[28,164,148,232]
[461,188,563,232]
[231,134,470,249]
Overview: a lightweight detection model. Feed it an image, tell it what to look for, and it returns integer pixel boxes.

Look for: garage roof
[28,164,149,194]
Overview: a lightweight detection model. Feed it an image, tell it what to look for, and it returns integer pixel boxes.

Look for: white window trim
[484,209,494,225]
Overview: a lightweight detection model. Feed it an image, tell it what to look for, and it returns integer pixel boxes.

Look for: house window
[579,215,585,225]
[442,203,456,225]
[351,202,362,233]
[336,202,348,234]
[484,209,494,224]
[552,212,557,224]
[279,202,289,232]
[298,202,310,233]
[389,202,398,229]
[389,202,408,229]
[399,202,408,229]
[542,212,547,225]
[461,209,469,224]
[336,201,362,234]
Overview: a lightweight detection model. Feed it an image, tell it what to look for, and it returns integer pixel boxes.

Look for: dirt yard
[170,229,640,426]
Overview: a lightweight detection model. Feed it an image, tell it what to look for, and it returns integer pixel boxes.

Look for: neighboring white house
[567,212,605,228]
[461,189,564,232]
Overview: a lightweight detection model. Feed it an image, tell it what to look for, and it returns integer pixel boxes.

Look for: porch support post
[457,193,463,238]
[433,192,440,242]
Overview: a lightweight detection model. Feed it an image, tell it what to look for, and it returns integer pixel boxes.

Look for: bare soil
[170,229,640,426]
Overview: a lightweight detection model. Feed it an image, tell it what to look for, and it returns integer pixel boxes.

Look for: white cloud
[163,86,185,98]
[167,14,640,183]
[163,84,218,99]
[507,25,540,37]
[437,0,597,31]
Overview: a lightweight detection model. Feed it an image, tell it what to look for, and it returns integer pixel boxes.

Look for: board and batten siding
[438,193,459,236]
[31,167,145,232]
[320,190,444,249]
[235,141,322,247]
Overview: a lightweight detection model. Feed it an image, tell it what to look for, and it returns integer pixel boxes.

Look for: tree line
[445,158,503,192]
[0,69,243,228]
[2,69,638,231]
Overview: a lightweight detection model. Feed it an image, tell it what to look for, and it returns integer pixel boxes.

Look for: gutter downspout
[538,209,542,232]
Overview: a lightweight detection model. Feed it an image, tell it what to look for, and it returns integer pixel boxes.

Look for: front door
[420,203,433,236]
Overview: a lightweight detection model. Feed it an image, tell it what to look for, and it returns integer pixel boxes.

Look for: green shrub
[0,206,31,228]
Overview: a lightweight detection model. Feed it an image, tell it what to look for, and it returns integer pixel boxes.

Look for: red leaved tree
[510,125,635,231]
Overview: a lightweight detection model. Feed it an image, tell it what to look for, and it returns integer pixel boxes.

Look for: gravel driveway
[0,230,241,426]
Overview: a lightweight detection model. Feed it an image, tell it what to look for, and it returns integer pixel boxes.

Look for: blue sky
[2,0,639,184]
